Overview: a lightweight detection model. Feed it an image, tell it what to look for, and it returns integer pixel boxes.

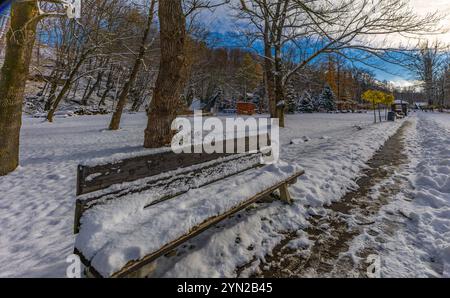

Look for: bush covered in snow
[317,85,337,112]
[297,91,315,113]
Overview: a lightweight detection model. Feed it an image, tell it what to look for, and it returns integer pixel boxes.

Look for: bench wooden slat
[77,134,269,196]
[75,170,305,278]
[73,153,262,233]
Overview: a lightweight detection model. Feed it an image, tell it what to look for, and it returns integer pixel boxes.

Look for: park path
[249,121,412,278]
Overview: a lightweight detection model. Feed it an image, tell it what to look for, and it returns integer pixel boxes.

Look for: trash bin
[388,111,396,121]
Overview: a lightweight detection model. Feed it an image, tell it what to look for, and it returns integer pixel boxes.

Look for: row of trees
[0,0,445,176]
[235,0,441,127]
[286,85,337,113]
[0,0,222,175]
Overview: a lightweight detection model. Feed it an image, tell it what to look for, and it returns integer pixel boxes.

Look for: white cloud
[389,79,419,88]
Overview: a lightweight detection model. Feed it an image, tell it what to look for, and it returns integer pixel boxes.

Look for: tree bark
[81,77,92,105]
[144,0,188,148]
[264,29,276,118]
[373,101,377,123]
[274,43,285,128]
[0,2,39,176]
[272,0,288,127]
[109,0,156,130]
[378,104,382,122]
[44,77,59,111]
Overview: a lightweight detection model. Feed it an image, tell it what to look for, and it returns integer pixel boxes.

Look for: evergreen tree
[297,91,315,113]
[318,85,337,112]
[285,83,297,113]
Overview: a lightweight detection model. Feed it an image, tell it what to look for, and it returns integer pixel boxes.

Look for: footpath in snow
[0,112,411,277]
[252,113,450,278]
[352,113,450,277]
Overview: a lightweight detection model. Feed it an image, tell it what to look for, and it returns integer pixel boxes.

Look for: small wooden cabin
[237,102,257,115]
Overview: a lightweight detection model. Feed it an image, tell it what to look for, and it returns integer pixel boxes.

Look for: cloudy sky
[1,0,448,85]
[204,0,450,85]
[377,0,450,85]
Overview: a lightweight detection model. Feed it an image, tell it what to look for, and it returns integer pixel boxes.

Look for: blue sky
[1,0,448,86]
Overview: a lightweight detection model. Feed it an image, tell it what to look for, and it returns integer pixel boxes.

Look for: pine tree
[318,85,337,112]
[285,83,297,114]
[297,91,315,113]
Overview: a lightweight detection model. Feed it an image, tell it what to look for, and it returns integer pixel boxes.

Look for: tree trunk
[0,2,39,176]
[264,26,275,117]
[98,68,113,107]
[81,77,92,105]
[378,104,382,122]
[83,69,104,105]
[44,77,59,111]
[373,101,377,123]
[144,0,187,148]
[47,52,89,122]
[274,44,285,128]
[109,0,156,130]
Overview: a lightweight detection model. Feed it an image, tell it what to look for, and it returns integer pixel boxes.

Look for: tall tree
[404,41,445,106]
[236,53,263,99]
[109,0,157,130]
[0,1,39,176]
[144,0,188,148]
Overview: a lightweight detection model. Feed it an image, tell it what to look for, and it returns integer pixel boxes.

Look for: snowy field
[0,112,448,277]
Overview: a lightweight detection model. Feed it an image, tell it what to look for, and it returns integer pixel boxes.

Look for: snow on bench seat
[75,161,303,277]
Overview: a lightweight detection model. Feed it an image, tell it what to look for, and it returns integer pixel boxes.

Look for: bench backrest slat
[77,134,269,196]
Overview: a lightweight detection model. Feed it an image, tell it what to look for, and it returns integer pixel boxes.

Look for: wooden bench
[73,135,304,278]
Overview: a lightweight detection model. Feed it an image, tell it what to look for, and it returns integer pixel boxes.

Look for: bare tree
[47,0,138,122]
[236,0,442,126]
[403,41,446,106]
[109,0,157,130]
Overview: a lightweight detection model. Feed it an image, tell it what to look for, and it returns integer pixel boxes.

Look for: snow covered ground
[346,113,450,277]
[0,112,448,278]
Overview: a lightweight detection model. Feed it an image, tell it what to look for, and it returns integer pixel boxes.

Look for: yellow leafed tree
[362,90,388,123]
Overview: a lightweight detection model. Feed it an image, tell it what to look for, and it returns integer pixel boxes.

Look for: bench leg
[279,183,293,205]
